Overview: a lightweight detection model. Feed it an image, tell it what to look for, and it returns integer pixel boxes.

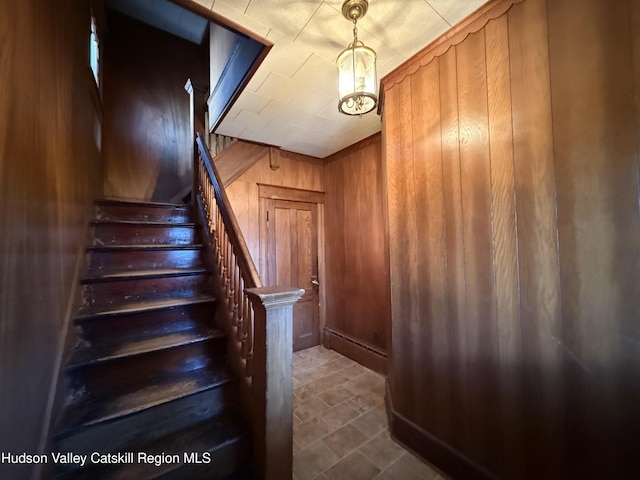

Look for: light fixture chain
[353,19,358,44]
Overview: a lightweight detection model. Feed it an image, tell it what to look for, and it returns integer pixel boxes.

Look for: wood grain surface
[102,11,208,202]
[0,1,104,478]
[382,0,640,477]
[323,134,391,359]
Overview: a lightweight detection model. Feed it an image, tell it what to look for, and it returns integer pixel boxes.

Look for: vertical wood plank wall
[0,1,105,478]
[323,134,392,365]
[224,148,324,277]
[103,11,208,202]
[382,0,640,478]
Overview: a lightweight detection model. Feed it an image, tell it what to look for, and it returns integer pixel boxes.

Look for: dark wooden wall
[103,11,208,202]
[0,1,105,478]
[323,134,391,372]
[382,0,640,478]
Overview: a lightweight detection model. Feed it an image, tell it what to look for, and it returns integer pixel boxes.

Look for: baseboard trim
[386,379,499,480]
[323,327,386,374]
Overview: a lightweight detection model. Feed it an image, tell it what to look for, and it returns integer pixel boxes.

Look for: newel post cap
[245,286,304,308]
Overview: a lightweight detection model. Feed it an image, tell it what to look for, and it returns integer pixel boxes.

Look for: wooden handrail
[196,133,261,289]
[191,129,303,480]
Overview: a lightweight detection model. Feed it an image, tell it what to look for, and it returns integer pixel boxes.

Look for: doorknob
[311,276,319,287]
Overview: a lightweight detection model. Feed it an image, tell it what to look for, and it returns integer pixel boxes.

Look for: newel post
[245,286,304,480]
[184,78,208,206]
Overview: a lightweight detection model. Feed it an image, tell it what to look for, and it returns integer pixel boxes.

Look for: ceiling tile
[215,0,251,13]
[216,120,247,138]
[261,41,314,78]
[288,87,333,116]
[255,72,300,103]
[425,0,488,26]
[231,90,271,113]
[245,0,323,39]
[234,109,271,131]
[359,0,450,58]
[212,1,270,37]
[188,0,214,9]
[293,54,338,98]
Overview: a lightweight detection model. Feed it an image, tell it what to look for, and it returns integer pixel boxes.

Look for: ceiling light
[337,0,378,116]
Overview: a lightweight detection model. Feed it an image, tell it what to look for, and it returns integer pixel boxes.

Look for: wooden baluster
[246,289,254,368]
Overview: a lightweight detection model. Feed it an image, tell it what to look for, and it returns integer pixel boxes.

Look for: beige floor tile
[317,385,353,407]
[340,363,369,379]
[324,450,381,480]
[294,441,341,480]
[374,452,440,480]
[295,381,326,402]
[321,423,369,458]
[322,401,362,431]
[347,390,384,414]
[293,346,450,480]
[350,407,388,437]
[294,416,332,449]
[315,371,350,389]
[358,431,406,470]
[296,396,331,422]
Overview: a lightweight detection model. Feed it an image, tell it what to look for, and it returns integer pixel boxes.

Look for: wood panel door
[265,199,320,351]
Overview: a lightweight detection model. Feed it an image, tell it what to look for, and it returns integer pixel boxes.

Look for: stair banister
[191,116,302,478]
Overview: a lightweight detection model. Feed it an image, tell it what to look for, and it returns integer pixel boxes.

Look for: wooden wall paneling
[323,136,390,357]
[322,157,347,341]
[484,14,524,479]
[633,0,640,205]
[547,0,640,476]
[455,29,503,475]
[215,141,269,186]
[103,12,208,202]
[386,80,420,418]
[409,60,452,441]
[225,149,323,280]
[508,0,565,476]
[1,1,104,478]
[438,46,474,459]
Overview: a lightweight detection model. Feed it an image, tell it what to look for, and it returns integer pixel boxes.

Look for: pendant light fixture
[337,0,378,115]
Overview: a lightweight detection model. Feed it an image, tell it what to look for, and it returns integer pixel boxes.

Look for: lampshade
[337,0,377,116]
[337,42,377,115]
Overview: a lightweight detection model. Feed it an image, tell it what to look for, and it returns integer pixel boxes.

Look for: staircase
[52,199,251,479]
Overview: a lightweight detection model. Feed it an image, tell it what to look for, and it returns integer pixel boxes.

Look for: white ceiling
[192,0,491,158]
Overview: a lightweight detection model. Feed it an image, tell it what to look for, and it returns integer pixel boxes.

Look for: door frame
[257,183,326,346]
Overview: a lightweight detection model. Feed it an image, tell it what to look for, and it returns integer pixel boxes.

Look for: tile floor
[292,345,451,480]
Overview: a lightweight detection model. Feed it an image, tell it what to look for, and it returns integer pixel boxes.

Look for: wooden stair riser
[54,199,250,480]
[87,247,203,272]
[95,203,192,223]
[56,382,239,457]
[82,274,211,307]
[76,303,217,342]
[92,223,199,246]
[68,340,226,393]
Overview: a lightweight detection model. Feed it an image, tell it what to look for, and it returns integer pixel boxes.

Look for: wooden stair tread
[81,267,208,283]
[86,244,203,252]
[96,199,190,209]
[54,414,248,480]
[67,327,225,369]
[75,295,216,321]
[56,363,235,436]
[91,219,196,227]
